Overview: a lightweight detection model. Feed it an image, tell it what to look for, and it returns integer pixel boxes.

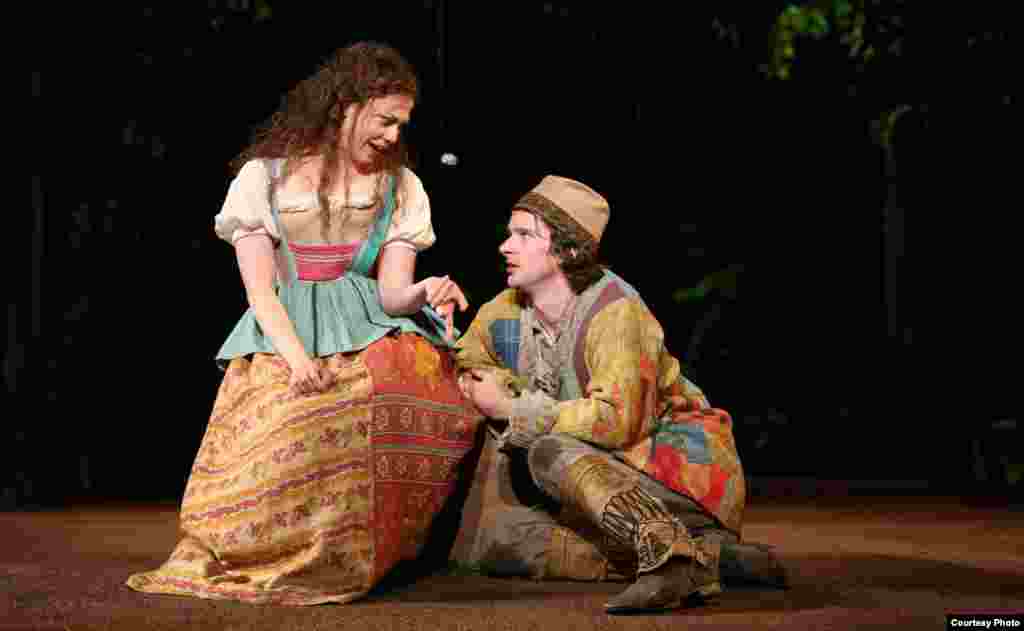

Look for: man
[453,176,785,613]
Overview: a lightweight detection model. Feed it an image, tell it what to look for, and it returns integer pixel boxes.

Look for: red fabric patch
[649,443,687,486]
[701,464,730,511]
[362,333,484,581]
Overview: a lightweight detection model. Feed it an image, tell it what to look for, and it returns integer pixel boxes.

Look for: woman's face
[339,94,414,170]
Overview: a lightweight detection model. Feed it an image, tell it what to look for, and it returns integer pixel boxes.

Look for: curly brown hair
[230,41,420,240]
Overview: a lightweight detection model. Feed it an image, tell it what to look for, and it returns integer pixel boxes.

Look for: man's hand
[458,369,514,419]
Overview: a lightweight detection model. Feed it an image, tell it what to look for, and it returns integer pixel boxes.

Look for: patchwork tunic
[451,271,745,579]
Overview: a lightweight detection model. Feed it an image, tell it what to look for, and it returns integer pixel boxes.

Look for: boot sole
[604,582,722,614]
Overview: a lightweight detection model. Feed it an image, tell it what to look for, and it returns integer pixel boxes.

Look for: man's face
[339,94,414,169]
[499,210,561,291]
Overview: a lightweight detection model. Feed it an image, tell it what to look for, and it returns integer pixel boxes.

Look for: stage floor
[3,495,1022,630]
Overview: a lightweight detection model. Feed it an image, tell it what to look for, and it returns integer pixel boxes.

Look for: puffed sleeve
[213,159,281,245]
[381,168,436,252]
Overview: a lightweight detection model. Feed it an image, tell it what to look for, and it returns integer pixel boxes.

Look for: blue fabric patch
[489,319,520,373]
[655,422,712,465]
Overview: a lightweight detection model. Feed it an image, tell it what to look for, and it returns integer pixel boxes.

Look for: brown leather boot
[604,536,721,613]
[596,487,723,614]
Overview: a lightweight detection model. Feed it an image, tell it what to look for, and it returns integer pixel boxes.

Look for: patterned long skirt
[126,333,482,605]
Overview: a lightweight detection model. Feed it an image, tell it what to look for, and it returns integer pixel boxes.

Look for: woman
[126,42,482,605]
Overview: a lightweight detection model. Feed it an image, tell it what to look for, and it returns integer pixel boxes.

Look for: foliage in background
[694,2,1017,482]
[763,0,911,151]
[687,1,1012,314]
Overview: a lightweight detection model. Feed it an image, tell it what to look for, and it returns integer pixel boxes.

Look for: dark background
[12,2,1017,509]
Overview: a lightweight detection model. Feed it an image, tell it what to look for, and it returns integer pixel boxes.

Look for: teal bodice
[215,159,452,369]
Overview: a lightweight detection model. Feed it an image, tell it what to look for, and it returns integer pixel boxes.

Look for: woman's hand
[286,355,334,396]
[423,275,469,342]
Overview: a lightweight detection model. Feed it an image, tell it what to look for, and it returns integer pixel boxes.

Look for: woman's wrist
[415,278,431,309]
[282,348,309,366]
[248,293,310,367]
